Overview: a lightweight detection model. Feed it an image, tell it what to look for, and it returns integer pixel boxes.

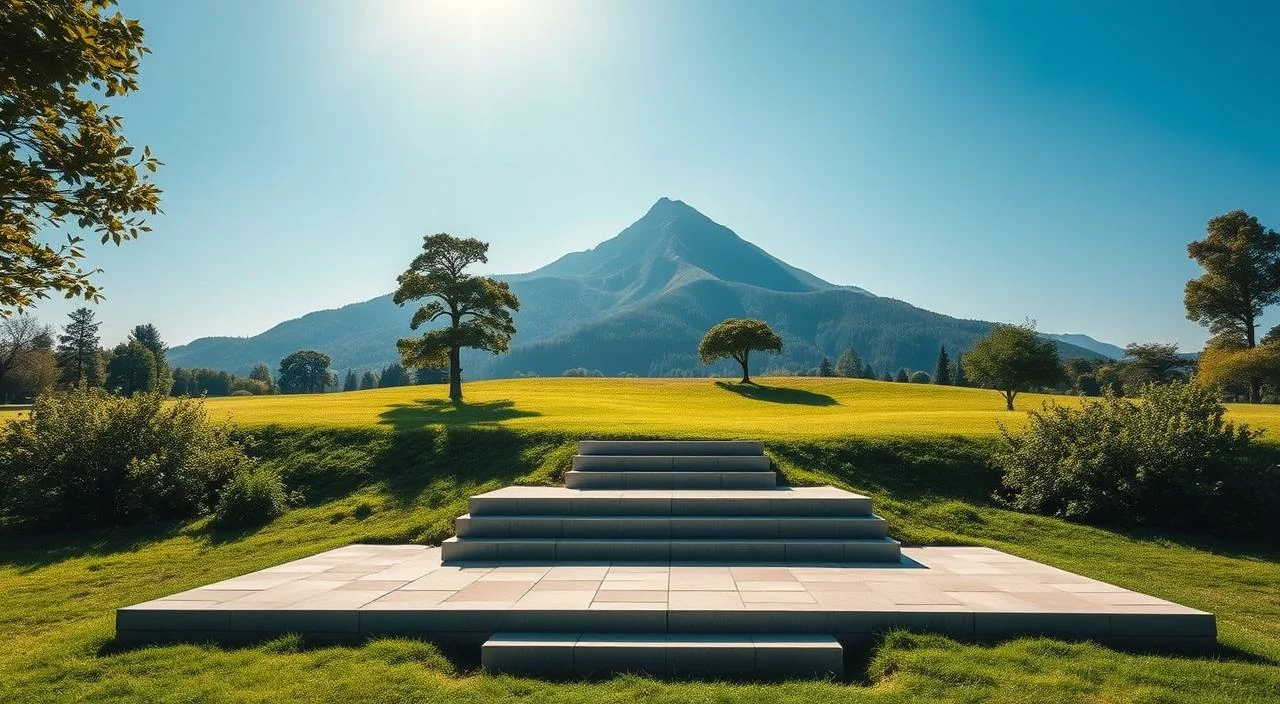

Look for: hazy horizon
[25,0,1280,351]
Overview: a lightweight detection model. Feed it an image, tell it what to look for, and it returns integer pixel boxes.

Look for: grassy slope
[9,377,1276,438]
[2,380,1279,703]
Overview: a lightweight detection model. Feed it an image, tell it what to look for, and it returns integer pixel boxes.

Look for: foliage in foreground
[212,466,288,529]
[995,381,1278,537]
[0,389,254,529]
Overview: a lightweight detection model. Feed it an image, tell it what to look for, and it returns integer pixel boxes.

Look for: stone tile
[866,582,960,605]
[668,573,737,591]
[668,591,745,610]
[543,566,610,580]
[227,580,347,605]
[593,590,668,603]
[946,591,1042,611]
[729,567,795,581]
[530,580,600,592]
[336,580,408,591]
[362,590,455,608]
[512,590,596,609]
[446,581,533,603]
[1077,591,1175,607]
[801,580,872,592]
[290,590,388,610]
[736,580,806,592]
[599,578,667,591]
[160,589,257,602]
[403,568,488,590]
[1048,581,1129,593]
[740,591,816,604]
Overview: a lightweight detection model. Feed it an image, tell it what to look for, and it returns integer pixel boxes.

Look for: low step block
[565,470,776,489]
[468,487,876,517]
[441,537,902,563]
[454,514,889,540]
[578,440,764,456]
[482,633,844,679]
[572,455,772,471]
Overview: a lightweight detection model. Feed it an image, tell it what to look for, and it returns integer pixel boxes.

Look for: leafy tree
[697,318,782,384]
[249,363,274,392]
[0,1,162,315]
[835,348,861,377]
[379,362,411,387]
[1122,342,1192,388]
[394,234,520,402]
[964,323,1063,410]
[129,323,171,393]
[229,378,269,395]
[56,307,103,387]
[817,356,833,377]
[342,369,358,392]
[1196,343,1280,398]
[0,315,52,401]
[359,370,378,390]
[105,340,156,395]
[934,346,951,385]
[1074,373,1101,396]
[1185,211,1280,401]
[894,368,909,383]
[909,370,931,384]
[277,350,331,394]
[953,354,966,387]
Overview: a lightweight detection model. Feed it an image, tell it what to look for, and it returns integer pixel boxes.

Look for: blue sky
[33,0,1280,350]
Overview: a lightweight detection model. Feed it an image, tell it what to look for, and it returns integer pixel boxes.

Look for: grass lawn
[5,377,1275,439]
[2,380,1279,702]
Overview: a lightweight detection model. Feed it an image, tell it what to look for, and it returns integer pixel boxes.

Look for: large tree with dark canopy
[964,322,1063,410]
[393,234,520,402]
[278,349,332,394]
[697,318,782,384]
[0,0,163,314]
[1184,210,1280,402]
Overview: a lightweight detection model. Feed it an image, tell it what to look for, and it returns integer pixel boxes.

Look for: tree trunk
[1250,378,1262,404]
[448,346,463,402]
[1005,389,1016,411]
[740,351,751,384]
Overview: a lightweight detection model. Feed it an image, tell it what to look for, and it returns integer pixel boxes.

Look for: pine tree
[343,369,358,392]
[818,356,834,377]
[360,370,378,390]
[934,346,952,385]
[834,348,861,377]
[379,363,411,387]
[880,372,893,382]
[894,367,909,383]
[862,363,876,379]
[129,323,171,394]
[953,354,967,387]
[56,307,103,387]
[415,366,447,384]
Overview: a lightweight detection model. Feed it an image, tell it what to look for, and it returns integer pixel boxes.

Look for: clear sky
[31,0,1280,350]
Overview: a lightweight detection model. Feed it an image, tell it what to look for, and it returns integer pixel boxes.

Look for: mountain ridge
[169,199,1111,377]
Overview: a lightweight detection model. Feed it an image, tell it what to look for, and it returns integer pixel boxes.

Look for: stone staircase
[442,440,901,564]
[442,440,902,678]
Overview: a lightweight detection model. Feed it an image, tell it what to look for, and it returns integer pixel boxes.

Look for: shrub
[0,388,254,529]
[995,381,1276,537]
[213,467,288,529]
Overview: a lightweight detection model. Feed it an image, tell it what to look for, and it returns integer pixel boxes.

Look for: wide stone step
[455,514,889,539]
[468,487,875,517]
[572,455,772,471]
[565,470,776,489]
[578,440,763,456]
[441,536,901,562]
[482,632,843,678]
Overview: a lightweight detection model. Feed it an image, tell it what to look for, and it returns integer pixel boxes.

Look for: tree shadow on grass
[377,399,541,431]
[714,381,838,406]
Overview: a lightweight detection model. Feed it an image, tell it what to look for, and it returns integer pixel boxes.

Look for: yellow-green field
[8,377,1279,439]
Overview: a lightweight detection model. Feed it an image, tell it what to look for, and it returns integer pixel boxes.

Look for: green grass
[1,419,1278,703]
[5,377,1277,439]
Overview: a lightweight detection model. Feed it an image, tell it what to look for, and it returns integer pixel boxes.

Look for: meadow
[2,378,1279,703]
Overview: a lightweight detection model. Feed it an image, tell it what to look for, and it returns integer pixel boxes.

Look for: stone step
[565,470,776,489]
[441,536,901,563]
[572,454,773,471]
[578,440,764,456]
[482,632,843,678]
[469,487,875,517]
[455,514,889,539]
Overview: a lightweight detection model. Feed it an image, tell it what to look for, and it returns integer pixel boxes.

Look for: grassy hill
[7,376,1269,439]
[1,378,1278,702]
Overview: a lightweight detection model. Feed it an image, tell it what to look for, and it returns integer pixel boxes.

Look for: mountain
[169,198,1106,377]
[1043,333,1127,360]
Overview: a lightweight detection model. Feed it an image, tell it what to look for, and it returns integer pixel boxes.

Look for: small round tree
[698,318,782,384]
[964,322,1063,410]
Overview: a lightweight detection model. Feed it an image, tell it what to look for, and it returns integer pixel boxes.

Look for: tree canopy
[278,350,332,394]
[1,0,163,314]
[964,323,1063,410]
[394,234,519,402]
[1185,211,1280,401]
[105,339,156,395]
[697,318,782,384]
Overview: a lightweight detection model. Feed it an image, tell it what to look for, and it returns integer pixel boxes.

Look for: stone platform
[117,440,1215,676]
[117,543,1214,649]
